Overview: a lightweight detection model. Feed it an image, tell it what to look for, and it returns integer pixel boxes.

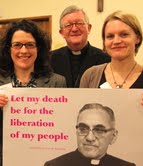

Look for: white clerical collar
[71,50,81,55]
[91,159,100,165]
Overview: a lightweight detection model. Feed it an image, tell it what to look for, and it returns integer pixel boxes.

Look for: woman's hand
[0,94,8,107]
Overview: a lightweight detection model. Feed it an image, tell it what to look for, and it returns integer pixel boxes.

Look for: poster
[2,88,143,166]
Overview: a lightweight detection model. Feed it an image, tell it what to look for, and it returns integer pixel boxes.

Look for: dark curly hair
[0,19,52,77]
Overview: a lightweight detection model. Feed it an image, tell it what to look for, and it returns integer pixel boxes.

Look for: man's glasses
[11,42,37,49]
[76,123,114,138]
[62,22,86,30]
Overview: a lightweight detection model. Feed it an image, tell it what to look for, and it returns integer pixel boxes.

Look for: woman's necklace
[11,73,36,88]
[110,62,137,88]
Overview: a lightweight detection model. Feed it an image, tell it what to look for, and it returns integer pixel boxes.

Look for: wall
[0,0,143,64]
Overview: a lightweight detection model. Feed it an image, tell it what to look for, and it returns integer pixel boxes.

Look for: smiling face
[104,19,140,61]
[60,11,91,51]
[76,109,117,159]
[10,30,37,72]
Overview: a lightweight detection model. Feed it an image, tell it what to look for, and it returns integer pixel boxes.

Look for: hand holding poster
[2,88,143,166]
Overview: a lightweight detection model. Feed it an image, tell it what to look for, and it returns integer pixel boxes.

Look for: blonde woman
[80,11,143,89]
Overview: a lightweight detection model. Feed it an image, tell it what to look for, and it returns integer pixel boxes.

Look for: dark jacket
[44,150,136,166]
[50,43,110,87]
[0,73,66,88]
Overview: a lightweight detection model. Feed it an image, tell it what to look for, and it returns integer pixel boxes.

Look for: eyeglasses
[62,22,86,30]
[76,123,114,138]
[11,42,37,49]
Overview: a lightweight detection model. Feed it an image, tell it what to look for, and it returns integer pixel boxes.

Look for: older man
[44,103,136,166]
[51,6,110,87]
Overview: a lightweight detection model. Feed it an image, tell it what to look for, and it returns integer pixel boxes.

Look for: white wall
[0,0,143,64]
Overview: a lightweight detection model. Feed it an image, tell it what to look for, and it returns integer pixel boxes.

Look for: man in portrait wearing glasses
[44,103,136,166]
[50,6,110,87]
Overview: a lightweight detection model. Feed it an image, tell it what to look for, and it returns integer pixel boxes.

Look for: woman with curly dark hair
[0,19,66,166]
[0,19,66,88]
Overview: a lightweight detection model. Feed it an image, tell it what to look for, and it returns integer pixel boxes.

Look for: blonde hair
[102,11,143,54]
